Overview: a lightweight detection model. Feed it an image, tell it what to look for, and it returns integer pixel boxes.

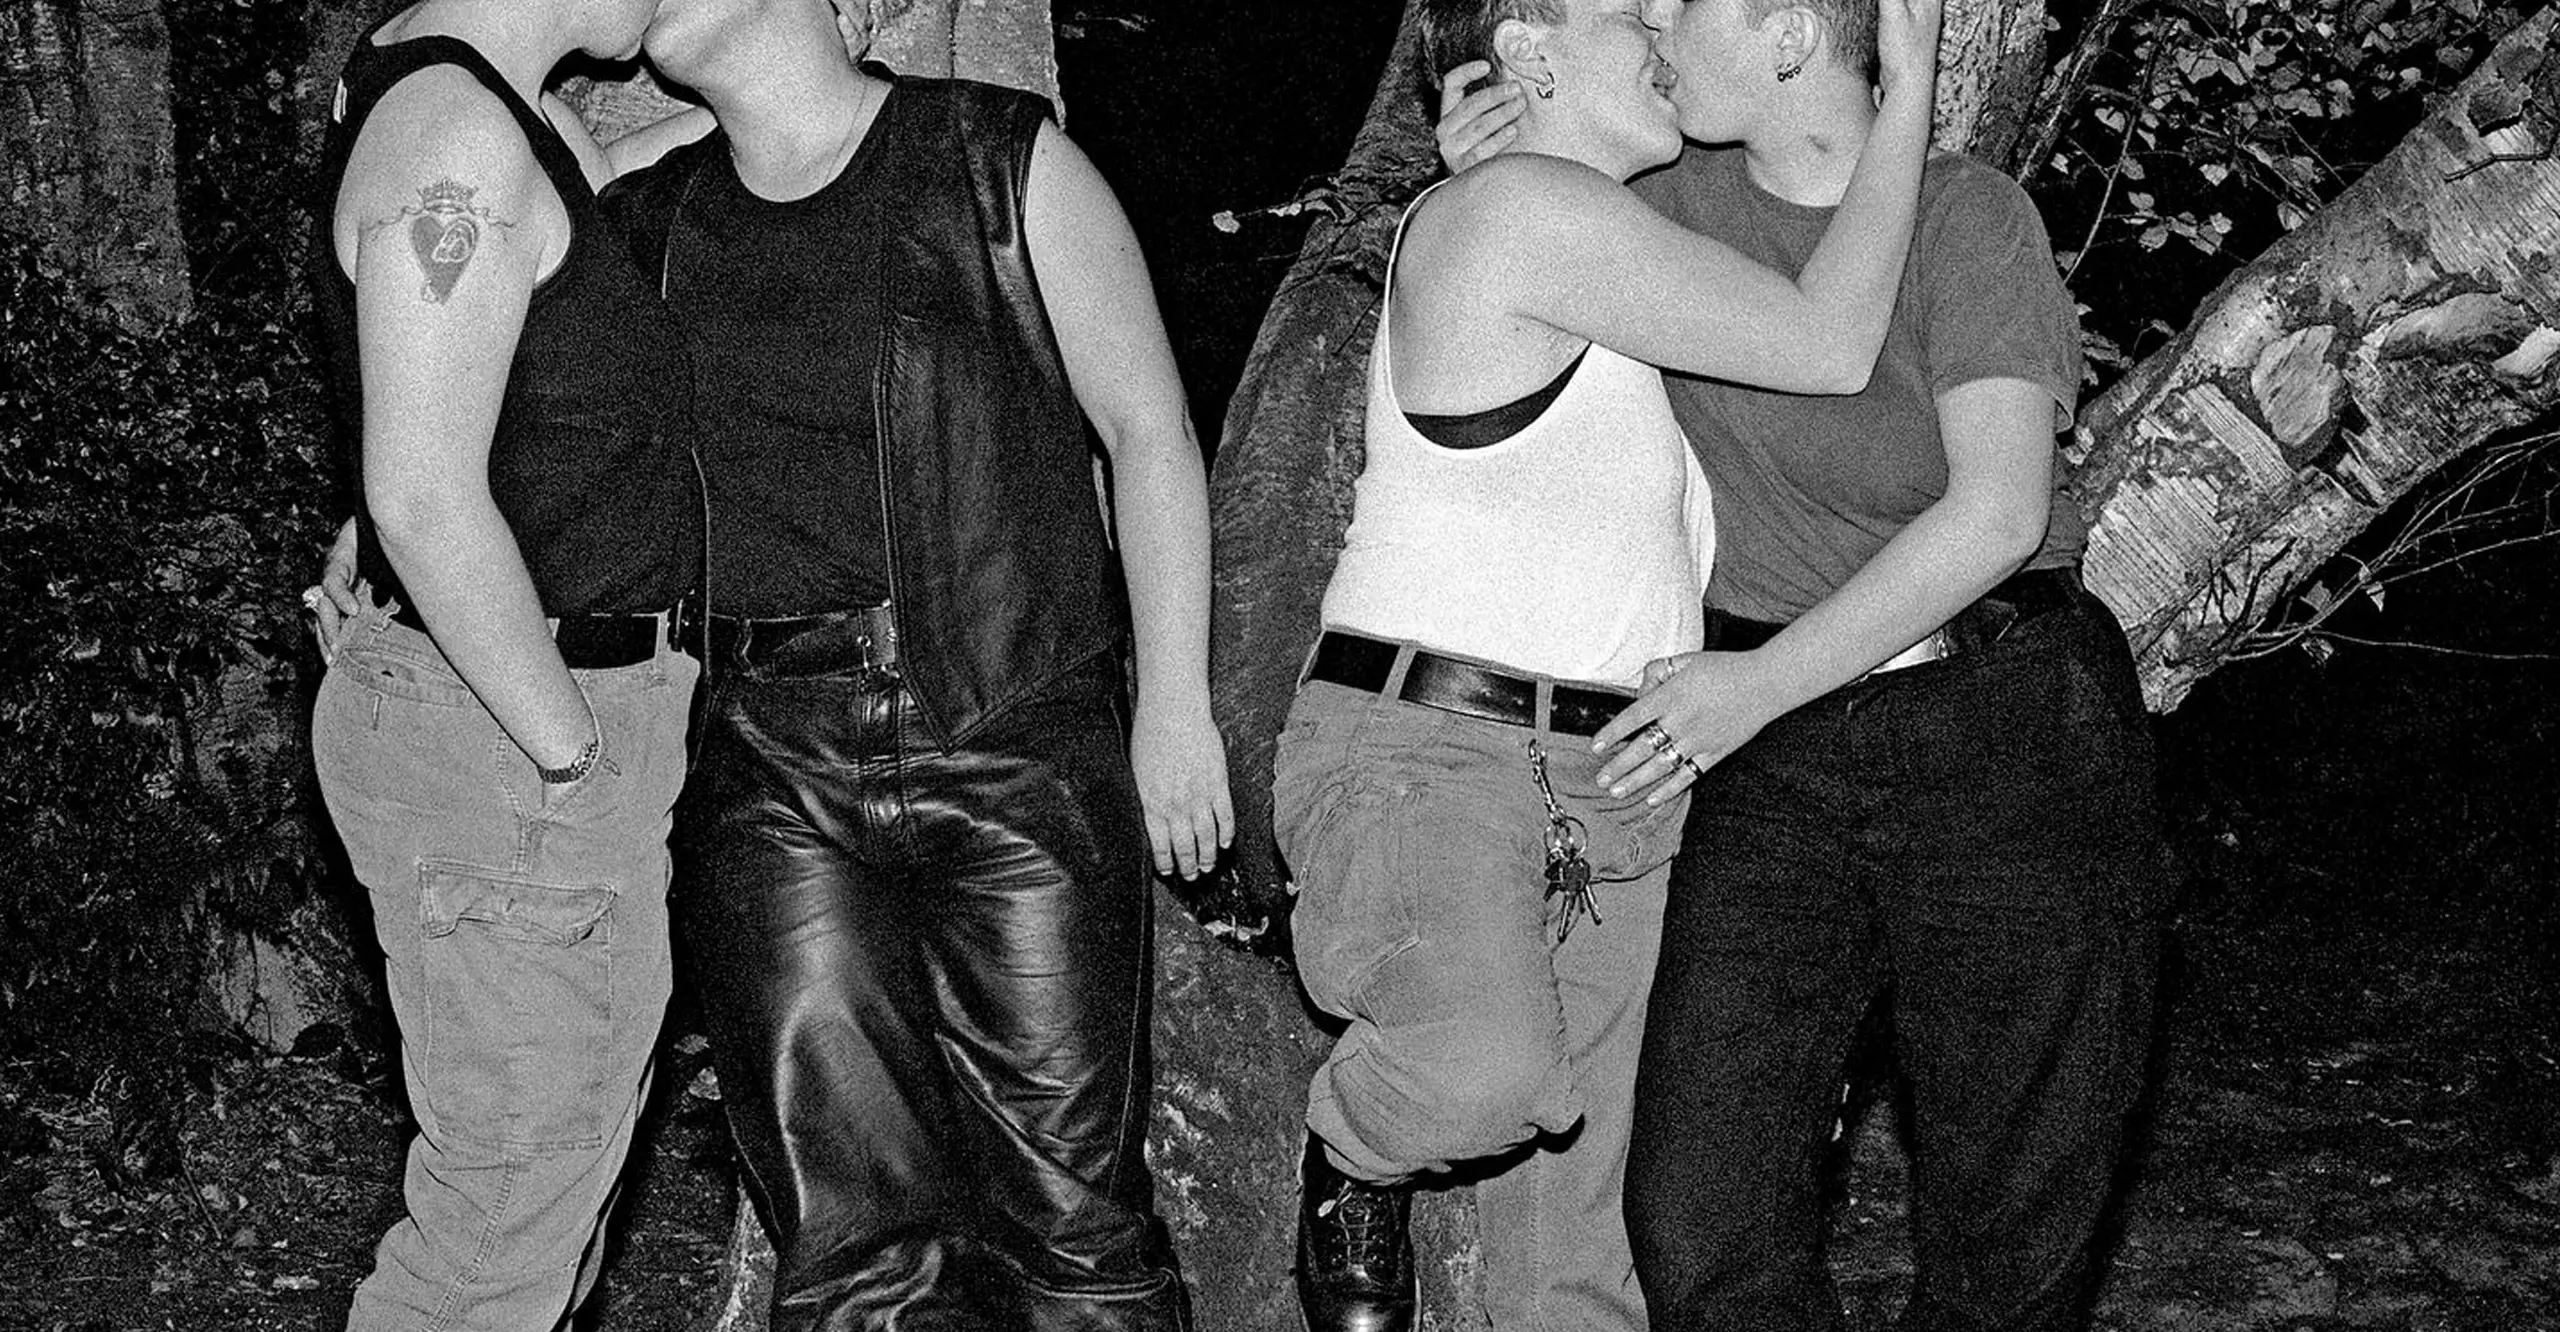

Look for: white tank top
[1319,184,1713,690]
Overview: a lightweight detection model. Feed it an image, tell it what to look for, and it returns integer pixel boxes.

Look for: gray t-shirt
[1632,147,2086,624]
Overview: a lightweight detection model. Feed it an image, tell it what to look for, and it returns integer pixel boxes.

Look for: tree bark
[1932,0,2047,168]
[296,0,379,162]
[2072,4,2560,710]
[1,0,193,322]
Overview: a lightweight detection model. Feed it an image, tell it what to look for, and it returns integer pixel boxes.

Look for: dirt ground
[4,657,2555,1331]
[6,867,2553,1331]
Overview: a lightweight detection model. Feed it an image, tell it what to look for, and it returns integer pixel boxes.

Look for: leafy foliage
[0,0,338,1090]
[2037,0,2526,376]
[0,224,336,1077]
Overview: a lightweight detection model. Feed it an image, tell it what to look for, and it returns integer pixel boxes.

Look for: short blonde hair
[1419,0,1568,91]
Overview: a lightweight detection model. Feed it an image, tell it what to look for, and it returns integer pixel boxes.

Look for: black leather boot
[1294,1134,1414,1332]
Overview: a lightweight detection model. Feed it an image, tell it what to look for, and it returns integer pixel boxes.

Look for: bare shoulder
[1026,119,1138,247]
[1406,153,1634,264]
[339,67,548,226]
[1027,118,1107,195]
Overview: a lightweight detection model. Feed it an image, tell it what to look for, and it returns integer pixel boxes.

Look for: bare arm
[1595,377,2057,796]
[604,105,716,177]
[1025,121,1233,879]
[1421,0,1941,394]
[337,73,593,771]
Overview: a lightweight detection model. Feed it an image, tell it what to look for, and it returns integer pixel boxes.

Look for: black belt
[1303,632,1631,737]
[1703,565,2084,655]
[677,604,899,676]
[389,600,671,670]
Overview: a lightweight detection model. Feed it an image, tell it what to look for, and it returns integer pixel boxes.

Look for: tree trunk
[2073,4,2560,710]
[0,0,193,322]
[296,0,379,161]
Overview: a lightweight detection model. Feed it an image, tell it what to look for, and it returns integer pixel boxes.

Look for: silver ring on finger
[1638,722,1674,754]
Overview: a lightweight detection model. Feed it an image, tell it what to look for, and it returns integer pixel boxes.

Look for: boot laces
[1319,1178,1403,1269]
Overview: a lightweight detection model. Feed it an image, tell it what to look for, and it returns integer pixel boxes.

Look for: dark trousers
[676,654,1188,1332]
[1625,590,2172,1332]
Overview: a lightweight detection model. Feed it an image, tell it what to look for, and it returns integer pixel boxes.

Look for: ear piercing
[1776,62,1804,82]
[1532,74,1557,100]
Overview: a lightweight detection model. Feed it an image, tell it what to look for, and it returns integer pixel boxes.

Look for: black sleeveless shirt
[312,25,700,617]
[649,118,894,616]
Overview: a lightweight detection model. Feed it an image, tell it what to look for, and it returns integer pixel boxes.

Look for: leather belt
[1302,632,1631,738]
[388,600,671,670]
[678,604,899,676]
[1702,566,2084,663]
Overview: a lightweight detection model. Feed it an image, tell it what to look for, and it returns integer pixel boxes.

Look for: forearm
[1750,490,2042,713]
[1107,432,1215,718]
[370,488,591,767]
[603,106,715,177]
[1791,94,1932,370]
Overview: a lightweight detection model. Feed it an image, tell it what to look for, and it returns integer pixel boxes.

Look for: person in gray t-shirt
[1442,2,2174,1327]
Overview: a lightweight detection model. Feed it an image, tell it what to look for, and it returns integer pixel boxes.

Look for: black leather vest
[620,74,1125,746]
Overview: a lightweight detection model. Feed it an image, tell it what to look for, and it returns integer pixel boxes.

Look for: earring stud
[1775,62,1803,83]
[1533,75,1557,100]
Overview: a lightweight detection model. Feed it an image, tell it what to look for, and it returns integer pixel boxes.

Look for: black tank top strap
[1405,346,1590,450]
[329,25,595,224]
[313,21,703,620]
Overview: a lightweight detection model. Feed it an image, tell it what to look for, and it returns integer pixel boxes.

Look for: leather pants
[676,651,1189,1331]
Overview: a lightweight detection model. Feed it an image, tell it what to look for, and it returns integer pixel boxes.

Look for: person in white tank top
[1276,1,1946,1329]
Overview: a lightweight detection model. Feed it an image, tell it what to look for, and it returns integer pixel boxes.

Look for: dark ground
[5,2,2558,1328]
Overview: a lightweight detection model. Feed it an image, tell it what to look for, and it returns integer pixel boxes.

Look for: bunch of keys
[1526,739,1601,942]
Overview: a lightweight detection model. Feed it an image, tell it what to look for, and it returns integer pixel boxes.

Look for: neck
[1508,105,1648,184]
[388,0,577,103]
[699,29,883,199]
[1741,75,1878,207]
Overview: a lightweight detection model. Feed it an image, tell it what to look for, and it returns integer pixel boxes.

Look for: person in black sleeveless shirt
[600,0,1229,1328]
[303,1,701,1328]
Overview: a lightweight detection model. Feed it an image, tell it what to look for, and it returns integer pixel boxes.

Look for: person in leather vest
[613,0,1228,1327]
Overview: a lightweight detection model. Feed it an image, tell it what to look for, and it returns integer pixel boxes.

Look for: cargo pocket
[1288,783,1425,1021]
[414,861,618,1152]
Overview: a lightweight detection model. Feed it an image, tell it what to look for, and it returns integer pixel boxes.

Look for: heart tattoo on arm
[364,179,519,304]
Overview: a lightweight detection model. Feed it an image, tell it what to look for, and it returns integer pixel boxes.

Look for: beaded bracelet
[537,700,601,785]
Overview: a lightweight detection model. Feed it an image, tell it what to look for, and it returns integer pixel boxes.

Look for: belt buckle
[863,603,898,673]
[1869,628,1949,677]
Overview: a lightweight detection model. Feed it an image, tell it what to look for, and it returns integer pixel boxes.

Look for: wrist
[535,699,601,784]
[536,732,600,785]
[1131,678,1213,719]
[1738,645,1822,721]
